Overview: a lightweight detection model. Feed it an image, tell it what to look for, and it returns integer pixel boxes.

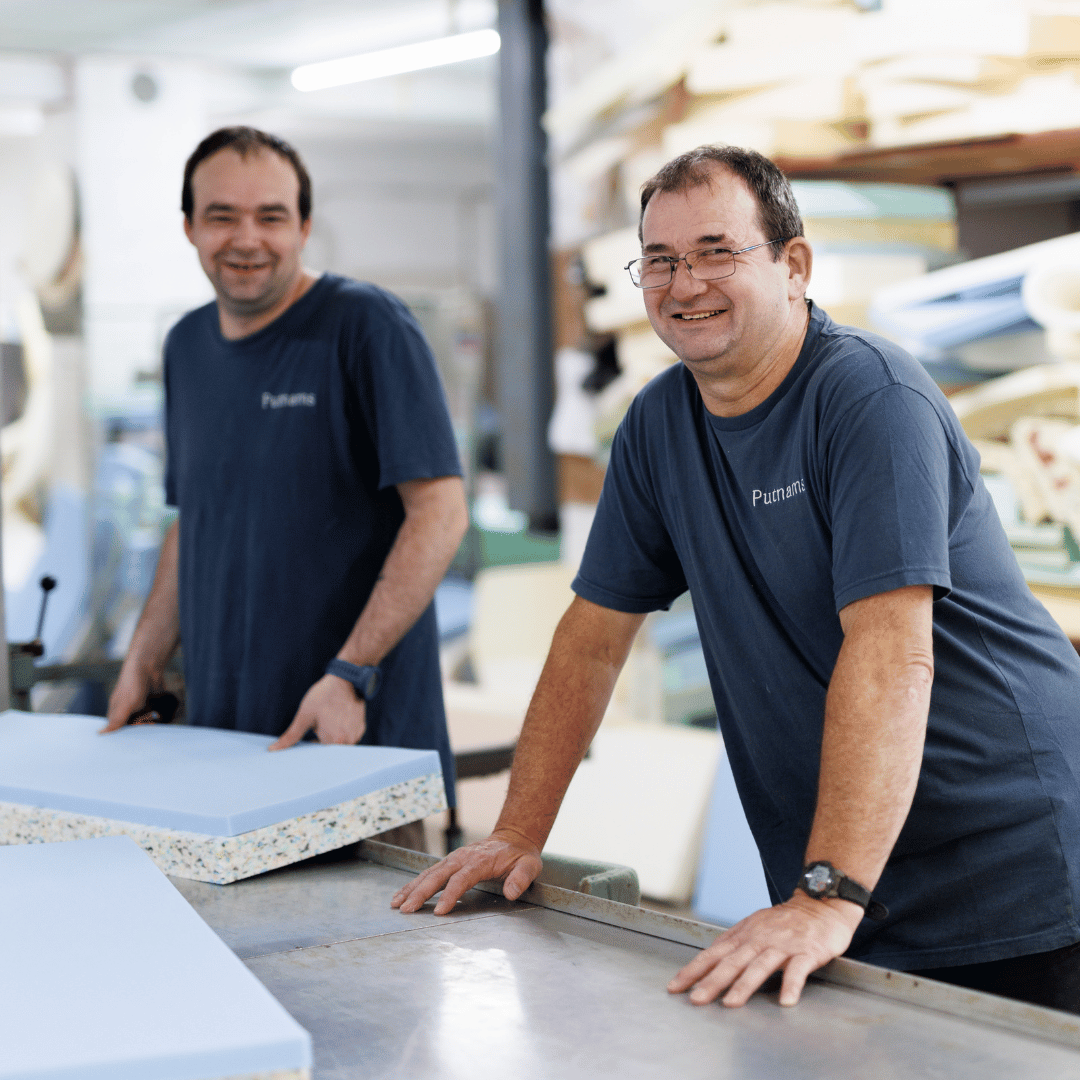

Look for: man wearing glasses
[104,127,466,844]
[395,144,1080,1011]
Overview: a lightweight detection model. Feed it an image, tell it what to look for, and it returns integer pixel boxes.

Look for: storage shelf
[775,128,1080,187]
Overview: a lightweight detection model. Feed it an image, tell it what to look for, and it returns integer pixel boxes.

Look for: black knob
[34,577,58,642]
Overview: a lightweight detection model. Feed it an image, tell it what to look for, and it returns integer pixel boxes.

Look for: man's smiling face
[184,147,310,321]
[639,166,797,379]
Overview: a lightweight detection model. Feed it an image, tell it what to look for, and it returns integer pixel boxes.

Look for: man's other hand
[270,674,366,750]
[667,891,861,1008]
[101,664,157,733]
[391,830,543,915]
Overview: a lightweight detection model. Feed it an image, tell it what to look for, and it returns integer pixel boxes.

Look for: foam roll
[1023,257,1080,359]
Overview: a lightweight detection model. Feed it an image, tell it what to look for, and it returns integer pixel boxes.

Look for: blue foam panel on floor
[0,835,311,1080]
[693,749,772,926]
[5,485,89,662]
[0,711,441,836]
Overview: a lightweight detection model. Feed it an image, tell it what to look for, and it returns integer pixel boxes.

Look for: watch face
[804,864,833,896]
[363,671,378,698]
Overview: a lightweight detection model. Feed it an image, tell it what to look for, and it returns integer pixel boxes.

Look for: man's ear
[299,216,312,246]
[183,215,194,245]
[785,236,813,300]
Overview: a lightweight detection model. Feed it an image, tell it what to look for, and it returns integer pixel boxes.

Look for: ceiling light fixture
[291,28,500,92]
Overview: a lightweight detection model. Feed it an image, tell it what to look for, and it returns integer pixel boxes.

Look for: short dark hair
[182,126,312,222]
[638,145,803,258]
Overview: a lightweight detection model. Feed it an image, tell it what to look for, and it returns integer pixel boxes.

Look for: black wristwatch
[797,861,888,922]
[325,658,381,701]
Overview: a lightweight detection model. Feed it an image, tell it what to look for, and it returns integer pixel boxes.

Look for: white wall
[292,134,496,296]
[76,57,212,412]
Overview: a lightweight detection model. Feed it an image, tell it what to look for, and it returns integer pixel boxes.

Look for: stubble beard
[211,255,296,320]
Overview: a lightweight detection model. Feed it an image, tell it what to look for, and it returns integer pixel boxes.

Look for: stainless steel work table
[173,842,1080,1079]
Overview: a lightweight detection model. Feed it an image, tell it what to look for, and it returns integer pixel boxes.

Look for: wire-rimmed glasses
[624,238,789,289]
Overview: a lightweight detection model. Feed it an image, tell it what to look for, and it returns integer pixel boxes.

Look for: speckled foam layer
[0,771,446,883]
[0,712,443,834]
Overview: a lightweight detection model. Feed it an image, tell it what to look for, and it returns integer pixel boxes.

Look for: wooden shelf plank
[775,128,1080,187]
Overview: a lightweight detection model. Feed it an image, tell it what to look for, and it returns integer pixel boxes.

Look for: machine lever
[33,576,57,644]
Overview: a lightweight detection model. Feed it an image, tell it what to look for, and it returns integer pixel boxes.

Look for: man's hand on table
[668,891,862,1008]
[391,830,543,915]
[101,663,159,733]
[270,674,366,749]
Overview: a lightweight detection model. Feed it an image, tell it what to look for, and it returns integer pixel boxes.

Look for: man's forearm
[494,597,645,850]
[125,519,182,675]
[804,585,934,893]
[390,595,645,914]
[336,477,467,668]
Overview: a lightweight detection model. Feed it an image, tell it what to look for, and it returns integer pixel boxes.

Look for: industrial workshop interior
[13,0,1080,1076]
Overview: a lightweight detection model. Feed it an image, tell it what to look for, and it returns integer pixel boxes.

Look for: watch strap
[325,658,380,701]
[800,861,889,922]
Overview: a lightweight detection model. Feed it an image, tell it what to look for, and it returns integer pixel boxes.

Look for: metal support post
[496,0,556,527]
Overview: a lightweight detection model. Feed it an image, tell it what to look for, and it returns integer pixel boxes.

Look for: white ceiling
[0,0,496,66]
[0,0,499,133]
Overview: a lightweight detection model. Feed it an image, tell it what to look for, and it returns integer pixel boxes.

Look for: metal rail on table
[172,840,1080,1080]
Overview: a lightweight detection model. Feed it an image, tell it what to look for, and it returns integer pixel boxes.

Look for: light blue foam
[0,712,441,836]
[693,749,772,927]
[0,835,311,1080]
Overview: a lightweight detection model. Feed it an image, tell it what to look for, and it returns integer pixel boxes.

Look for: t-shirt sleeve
[572,411,687,613]
[826,381,971,612]
[348,290,462,489]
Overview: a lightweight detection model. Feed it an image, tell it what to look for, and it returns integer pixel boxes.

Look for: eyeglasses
[624,239,789,289]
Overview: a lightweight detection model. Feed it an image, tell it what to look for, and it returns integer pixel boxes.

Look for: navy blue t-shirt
[164,274,461,804]
[574,302,1080,969]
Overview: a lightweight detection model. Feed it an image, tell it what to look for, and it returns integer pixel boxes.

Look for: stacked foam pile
[546,0,1080,450]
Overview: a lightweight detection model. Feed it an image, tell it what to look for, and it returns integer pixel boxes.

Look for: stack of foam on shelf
[579,227,678,461]
[871,231,1080,373]
[877,232,1080,570]
[794,180,954,332]
[668,1,868,161]
[549,0,1080,246]
[546,0,1080,473]
[670,0,1080,156]
[855,1,1080,150]
[950,363,1080,589]
[946,228,1080,586]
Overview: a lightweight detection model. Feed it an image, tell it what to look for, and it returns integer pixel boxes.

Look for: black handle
[33,576,57,641]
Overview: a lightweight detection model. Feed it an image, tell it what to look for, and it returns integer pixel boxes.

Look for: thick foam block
[0,713,446,882]
[0,835,311,1080]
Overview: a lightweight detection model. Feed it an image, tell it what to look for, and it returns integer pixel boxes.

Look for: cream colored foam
[0,772,445,884]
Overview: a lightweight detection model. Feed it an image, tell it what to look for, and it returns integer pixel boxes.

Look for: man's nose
[230,214,261,246]
[668,258,707,300]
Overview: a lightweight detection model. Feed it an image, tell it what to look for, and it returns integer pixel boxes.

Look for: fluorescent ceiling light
[291,29,500,91]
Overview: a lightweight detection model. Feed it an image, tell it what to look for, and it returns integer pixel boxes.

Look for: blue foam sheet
[0,712,441,836]
[0,835,311,1080]
[693,750,771,927]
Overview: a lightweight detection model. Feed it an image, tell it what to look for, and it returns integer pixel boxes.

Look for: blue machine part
[90,438,172,659]
[694,749,772,926]
[5,484,89,662]
[434,575,473,640]
[648,604,718,728]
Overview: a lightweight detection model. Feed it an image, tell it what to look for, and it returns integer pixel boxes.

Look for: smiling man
[393,144,1080,1011]
[104,127,467,843]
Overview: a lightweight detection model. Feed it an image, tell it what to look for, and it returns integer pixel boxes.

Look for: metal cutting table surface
[173,843,1080,1079]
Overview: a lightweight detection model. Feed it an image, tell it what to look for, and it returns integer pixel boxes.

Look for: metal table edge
[359,840,1080,1054]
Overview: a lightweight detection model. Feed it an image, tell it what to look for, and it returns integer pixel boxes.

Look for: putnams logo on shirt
[262,392,316,409]
[752,478,806,507]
